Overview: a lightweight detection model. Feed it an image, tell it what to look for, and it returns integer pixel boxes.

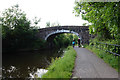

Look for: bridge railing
[90,41,120,56]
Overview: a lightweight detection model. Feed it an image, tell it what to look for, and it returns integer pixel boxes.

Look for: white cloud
[0,0,88,28]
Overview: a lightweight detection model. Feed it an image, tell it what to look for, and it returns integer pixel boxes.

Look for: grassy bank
[86,45,118,71]
[41,46,76,79]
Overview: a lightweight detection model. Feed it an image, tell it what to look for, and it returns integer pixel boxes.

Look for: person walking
[78,38,80,47]
[72,39,75,48]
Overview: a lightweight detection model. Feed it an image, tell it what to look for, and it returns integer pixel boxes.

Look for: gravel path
[72,47,118,78]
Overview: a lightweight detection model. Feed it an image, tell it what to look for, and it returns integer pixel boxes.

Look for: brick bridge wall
[36,26,90,44]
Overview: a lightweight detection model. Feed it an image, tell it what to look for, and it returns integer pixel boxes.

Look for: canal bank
[2,47,65,78]
[42,46,77,78]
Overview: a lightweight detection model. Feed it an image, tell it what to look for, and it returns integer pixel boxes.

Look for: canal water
[2,48,64,78]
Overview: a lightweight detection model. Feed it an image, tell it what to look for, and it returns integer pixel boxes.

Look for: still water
[2,48,64,78]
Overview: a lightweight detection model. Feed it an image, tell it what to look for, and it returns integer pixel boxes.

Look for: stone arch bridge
[36,26,90,44]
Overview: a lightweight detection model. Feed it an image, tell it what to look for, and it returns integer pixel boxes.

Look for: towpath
[72,47,118,78]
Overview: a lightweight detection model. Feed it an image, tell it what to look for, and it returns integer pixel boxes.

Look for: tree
[73,2,120,40]
[0,4,37,52]
[82,23,87,26]
[46,21,60,27]
[32,17,41,28]
[51,22,60,27]
[52,33,79,48]
[46,21,51,27]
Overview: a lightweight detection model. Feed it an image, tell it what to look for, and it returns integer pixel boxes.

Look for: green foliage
[1,5,39,52]
[42,46,76,78]
[73,2,120,40]
[53,33,78,48]
[33,39,47,49]
[32,17,41,27]
[82,23,87,26]
[46,21,51,27]
[46,21,60,27]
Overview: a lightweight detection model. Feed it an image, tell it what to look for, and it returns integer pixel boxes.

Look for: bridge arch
[37,26,90,44]
[45,29,82,43]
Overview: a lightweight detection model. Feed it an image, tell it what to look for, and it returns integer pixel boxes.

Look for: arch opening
[45,29,83,43]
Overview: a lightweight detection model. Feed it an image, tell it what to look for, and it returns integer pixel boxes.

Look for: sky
[0,0,89,28]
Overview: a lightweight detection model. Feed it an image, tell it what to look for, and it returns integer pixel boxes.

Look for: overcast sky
[0,0,88,28]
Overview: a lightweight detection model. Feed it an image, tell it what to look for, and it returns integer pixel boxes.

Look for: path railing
[90,41,120,56]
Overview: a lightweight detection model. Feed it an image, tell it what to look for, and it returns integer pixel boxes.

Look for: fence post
[114,46,117,58]
[101,43,103,50]
[99,43,101,49]
[106,43,107,52]
[118,46,120,55]
[95,42,97,48]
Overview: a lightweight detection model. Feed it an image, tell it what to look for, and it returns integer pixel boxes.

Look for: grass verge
[41,46,77,79]
[86,45,118,71]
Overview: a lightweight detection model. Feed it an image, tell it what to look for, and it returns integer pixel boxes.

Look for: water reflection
[2,48,64,78]
[3,66,48,78]
[29,69,48,78]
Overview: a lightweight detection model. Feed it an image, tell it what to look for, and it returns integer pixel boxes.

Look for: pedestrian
[78,38,80,47]
[72,39,75,48]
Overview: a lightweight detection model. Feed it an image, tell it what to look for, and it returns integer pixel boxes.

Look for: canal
[2,48,65,78]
